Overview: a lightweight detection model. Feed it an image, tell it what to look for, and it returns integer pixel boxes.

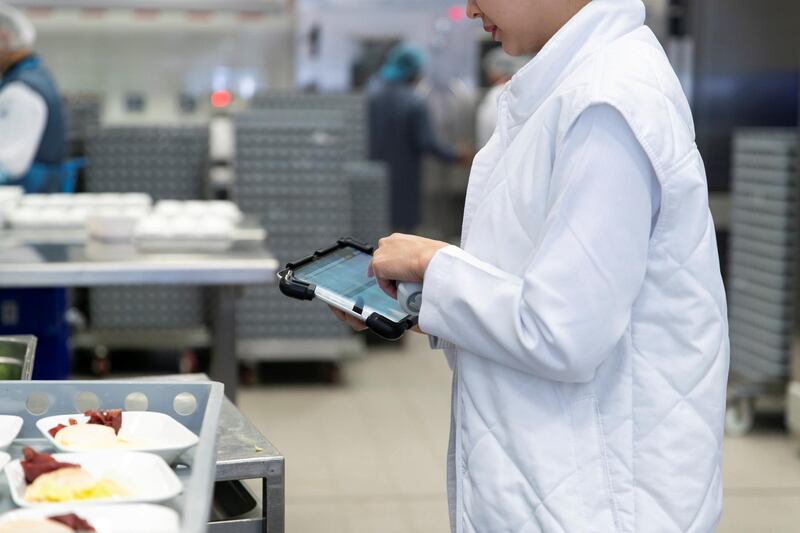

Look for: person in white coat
[475,48,525,149]
[334,0,730,531]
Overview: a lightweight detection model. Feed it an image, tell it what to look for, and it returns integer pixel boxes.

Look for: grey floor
[238,334,800,532]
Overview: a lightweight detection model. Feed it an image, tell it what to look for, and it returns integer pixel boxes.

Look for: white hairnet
[483,47,526,77]
[0,3,36,50]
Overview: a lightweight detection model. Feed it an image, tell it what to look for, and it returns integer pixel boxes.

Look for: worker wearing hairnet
[368,44,471,233]
[335,0,729,531]
[475,48,525,148]
[0,3,65,193]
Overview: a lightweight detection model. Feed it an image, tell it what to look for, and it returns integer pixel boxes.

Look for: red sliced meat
[20,447,79,484]
[48,424,68,438]
[49,513,96,532]
[84,409,123,435]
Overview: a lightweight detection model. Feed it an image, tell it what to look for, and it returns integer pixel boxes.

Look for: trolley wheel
[91,345,111,377]
[179,349,199,374]
[725,396,756,437]
[321,362,342,384]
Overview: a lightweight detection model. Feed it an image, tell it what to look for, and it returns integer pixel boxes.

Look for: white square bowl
[0,503,180,533]
[0,416,23,451]
[4,451,183,508]
[36,412,199,464]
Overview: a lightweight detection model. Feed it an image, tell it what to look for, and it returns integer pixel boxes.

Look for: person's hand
[328,306,368,332]
[330,304,425,334]
[456,143,476,167]
[369,233,448,299]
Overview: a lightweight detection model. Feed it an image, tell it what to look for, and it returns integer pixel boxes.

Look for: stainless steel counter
[0,234,280,401]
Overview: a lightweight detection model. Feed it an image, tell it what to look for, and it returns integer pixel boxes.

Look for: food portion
[20,448,78,484]
[20,448,128,503]
[0,518,74,532]
[49,410,148,450]
[0,514,95,533]
[49,514,96,532]
[54,424,118,450]
[84,410,122,435]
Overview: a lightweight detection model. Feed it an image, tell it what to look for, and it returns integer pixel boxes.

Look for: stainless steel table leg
[211,286,240,402]
[264,459,285,533]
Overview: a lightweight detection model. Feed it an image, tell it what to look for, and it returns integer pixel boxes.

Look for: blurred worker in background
[368,44,472,233]
[0,3,69,381]
[475,47,525,148]
[0,2,66,193]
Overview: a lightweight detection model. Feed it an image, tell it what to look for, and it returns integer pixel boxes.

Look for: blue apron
[0,55,70,193]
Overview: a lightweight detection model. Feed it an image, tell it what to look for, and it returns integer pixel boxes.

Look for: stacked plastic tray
[234,107,353,340]
[62,93,101,153]
[250,92,368,160]
[84,127,209,333]
[728,129,799,385]
[345,161,391,247]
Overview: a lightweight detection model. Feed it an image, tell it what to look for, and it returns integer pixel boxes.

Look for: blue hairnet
[380,44,426,83]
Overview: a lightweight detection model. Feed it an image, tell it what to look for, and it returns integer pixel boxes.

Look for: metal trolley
[726,129,799,436]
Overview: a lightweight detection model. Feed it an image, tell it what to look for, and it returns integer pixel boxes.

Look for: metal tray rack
[726,129,799,436]
[0,380,224,533]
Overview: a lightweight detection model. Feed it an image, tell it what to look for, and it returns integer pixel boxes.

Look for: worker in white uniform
[475,47,525,149]
[0,3,66,193]
[333,0,730,531]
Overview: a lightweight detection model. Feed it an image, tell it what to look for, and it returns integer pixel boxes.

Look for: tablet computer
[278,238,417,340]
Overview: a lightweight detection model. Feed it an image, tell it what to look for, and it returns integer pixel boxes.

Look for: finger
[344,314,368,331]
[329,306,347,322]
[367,259,374,278]
[377,276,398,299]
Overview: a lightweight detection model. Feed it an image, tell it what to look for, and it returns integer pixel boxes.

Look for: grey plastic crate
[0,380,224,533]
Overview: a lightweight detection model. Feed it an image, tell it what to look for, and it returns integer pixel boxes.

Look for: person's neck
[1,50,33,75]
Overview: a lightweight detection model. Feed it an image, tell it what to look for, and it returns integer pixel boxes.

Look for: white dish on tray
[0,416,23,451]
[0,503,181,533]
[36,412,199,464]
[4,451,182,507]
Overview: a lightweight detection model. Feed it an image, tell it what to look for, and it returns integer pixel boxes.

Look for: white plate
[0,416,23,451]
[4,451,182,507]
[0,503,180,533]
[36,412,199,464]
[0,452,9,471]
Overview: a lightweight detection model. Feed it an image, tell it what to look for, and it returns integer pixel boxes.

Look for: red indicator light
[210,90,232,108]
[447,6,465,21]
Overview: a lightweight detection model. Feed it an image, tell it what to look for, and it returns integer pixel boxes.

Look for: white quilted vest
[441,1,730,532]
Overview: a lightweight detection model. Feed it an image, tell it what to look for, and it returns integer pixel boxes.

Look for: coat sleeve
[418,104,657,383]
[0,82,48,179]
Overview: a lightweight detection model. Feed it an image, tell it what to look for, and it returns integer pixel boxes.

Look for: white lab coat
[418,1,729,531]
[475,84,504,149]
[0,81,47,179]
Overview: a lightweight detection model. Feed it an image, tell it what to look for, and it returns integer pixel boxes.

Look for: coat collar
[504,0,645,129]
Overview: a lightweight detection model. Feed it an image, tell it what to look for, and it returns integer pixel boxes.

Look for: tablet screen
[293,247,408,322]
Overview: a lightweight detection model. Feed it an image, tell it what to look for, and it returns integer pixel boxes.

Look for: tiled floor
[239,334,800,532]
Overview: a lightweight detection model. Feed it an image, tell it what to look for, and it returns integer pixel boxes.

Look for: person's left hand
[369,233,449,299]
